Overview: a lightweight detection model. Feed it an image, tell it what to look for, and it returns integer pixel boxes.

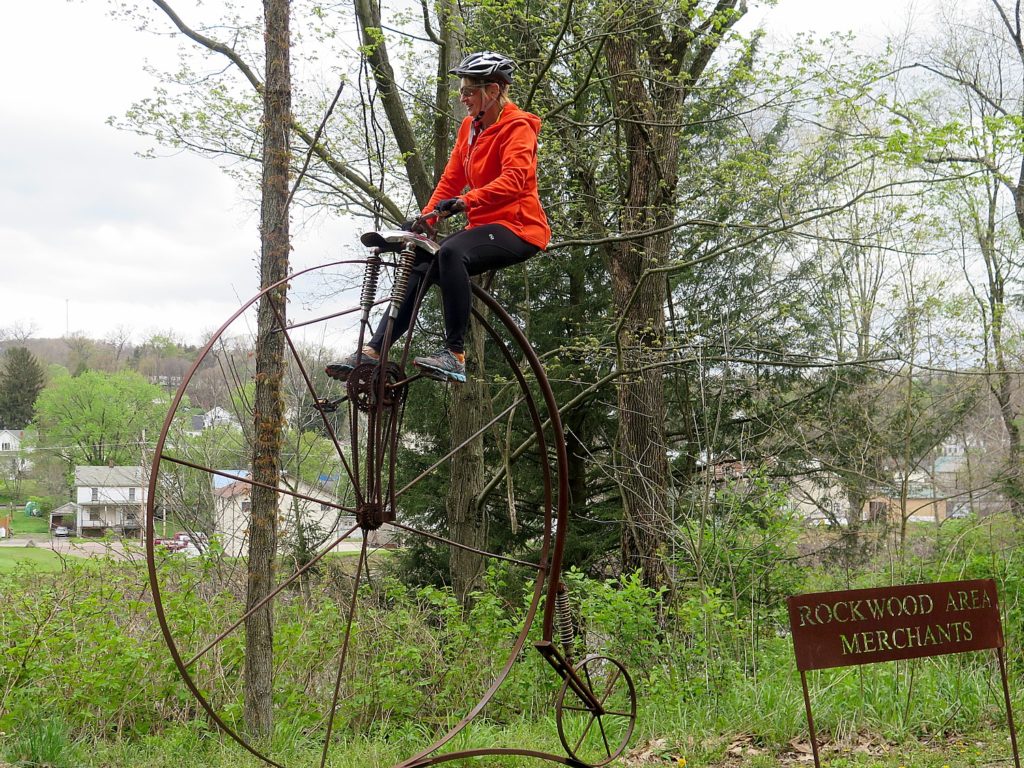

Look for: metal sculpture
[145,229,636,767]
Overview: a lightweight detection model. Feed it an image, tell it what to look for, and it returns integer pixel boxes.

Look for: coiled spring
[390,245,417,310]
[360,251,383,312]
[555,584,575,650]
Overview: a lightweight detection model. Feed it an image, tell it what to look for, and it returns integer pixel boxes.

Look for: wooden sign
[787,579,1017,768]
[788,579,1003,671]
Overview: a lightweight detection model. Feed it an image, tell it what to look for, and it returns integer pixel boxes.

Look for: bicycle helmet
[449,51,516,84]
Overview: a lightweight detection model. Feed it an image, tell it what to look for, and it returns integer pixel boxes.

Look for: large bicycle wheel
[145,248,567,768]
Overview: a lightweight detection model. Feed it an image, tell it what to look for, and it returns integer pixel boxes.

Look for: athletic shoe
[413,348,466,383]
[325,347,379,380]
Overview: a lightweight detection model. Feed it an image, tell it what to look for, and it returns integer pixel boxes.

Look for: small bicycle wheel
[146,249,568,768]
[555,655,637,767]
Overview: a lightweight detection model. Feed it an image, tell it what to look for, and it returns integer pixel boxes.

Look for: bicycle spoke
[393,398,522,500]
[320,536,369,768]
[598,667,622,705]
[596,713,612,758]
[573,714,600,754]
[389,521,542,570]
[267,296,359,492]
[183,523,362,668]
[601,709,634,718]
[282,295,389,332]
[146,259,567,768]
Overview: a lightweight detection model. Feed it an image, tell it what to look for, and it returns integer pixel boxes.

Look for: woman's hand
[401,218,428,234]
[435,197,467,216]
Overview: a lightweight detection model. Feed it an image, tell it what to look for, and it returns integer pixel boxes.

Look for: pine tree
[0,347,46,429]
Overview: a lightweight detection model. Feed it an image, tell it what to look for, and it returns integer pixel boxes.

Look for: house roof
[74,466,144,487]
[214,480,251,499]
[212,477,336,503]
[934,455,966,474]
[50,502,78,518]
[213,469,249,489]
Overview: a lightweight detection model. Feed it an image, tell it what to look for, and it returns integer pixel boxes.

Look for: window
[91,488,99,502]
[89,511,102,522]
[1,442,9,451]
[129,488,136,502]
[241,501,252,514]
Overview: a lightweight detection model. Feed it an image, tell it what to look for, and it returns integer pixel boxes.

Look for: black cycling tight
[369,223,537,354]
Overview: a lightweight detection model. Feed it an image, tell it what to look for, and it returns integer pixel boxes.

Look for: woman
[327,51,550,383]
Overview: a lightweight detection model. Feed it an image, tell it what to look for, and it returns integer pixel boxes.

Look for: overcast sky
[1,0,939,345]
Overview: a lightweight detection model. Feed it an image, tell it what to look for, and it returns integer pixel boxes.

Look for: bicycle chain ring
[346,360,408,413]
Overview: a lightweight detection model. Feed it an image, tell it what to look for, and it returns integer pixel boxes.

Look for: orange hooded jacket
[423,102,551,250]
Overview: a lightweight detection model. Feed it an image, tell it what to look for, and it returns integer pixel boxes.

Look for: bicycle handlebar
[410,206,462,236]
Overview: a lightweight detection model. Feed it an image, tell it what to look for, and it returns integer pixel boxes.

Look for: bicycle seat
[361,230,442,256]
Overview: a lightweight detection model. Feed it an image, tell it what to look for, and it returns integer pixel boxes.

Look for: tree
[0,347,46,429]
[0,321,37,343]
[243,0,292,738]
[888,0,1024,515]
[111,0,912,595]
[33,370,168,470]
[63,332,94,376]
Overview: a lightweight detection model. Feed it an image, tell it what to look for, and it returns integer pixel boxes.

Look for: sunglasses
[459,85,490,97]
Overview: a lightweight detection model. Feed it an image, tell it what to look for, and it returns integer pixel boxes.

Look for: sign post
[787,579,1019,768]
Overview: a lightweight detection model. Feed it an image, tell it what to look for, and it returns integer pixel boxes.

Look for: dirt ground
[0,533,133,559]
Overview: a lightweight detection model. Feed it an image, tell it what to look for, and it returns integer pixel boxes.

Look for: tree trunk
[990,311,1024,517]
[976,181,1024,517]
[244,0,291,738]
[447,287,489,603]
[431,0,462,184]
[610,227,674,587]
[602,0,745,589]
[604,31,678,590]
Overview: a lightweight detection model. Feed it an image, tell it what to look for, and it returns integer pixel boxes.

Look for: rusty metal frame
[145,252,630,768]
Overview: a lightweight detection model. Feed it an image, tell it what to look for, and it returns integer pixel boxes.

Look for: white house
[186,407,241,437]
[74,466,147,538]
[786,469,852,526]
[0,428,24,452]
[213,477,390,557]
[0,428,32,479]
[203,406,237,429]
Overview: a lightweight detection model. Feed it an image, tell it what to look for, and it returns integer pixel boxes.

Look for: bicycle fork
[535,583,605,714]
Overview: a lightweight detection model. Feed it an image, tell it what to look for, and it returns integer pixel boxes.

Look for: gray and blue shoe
[325,347,379,380]
[413,348,466,383]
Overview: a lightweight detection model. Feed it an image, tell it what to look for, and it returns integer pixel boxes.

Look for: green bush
[3,514,1024,764]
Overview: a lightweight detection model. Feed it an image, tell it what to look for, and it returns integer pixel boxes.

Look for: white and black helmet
[449,52,516,84]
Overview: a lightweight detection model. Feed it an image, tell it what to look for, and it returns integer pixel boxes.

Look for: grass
[0,545,67,573]
[2,717,82,768]
[47,718,1018,768]
[12,513,52,535]
[3,518,1023,768]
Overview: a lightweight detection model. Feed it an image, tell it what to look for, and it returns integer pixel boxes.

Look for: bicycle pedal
[313,397,344,413]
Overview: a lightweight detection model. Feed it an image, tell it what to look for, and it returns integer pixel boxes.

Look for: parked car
[155,534,186,552]
[53,525,71,537]
[155,531,209,555]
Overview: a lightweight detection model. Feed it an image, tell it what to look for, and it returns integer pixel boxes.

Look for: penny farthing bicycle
[145,212,636,768]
